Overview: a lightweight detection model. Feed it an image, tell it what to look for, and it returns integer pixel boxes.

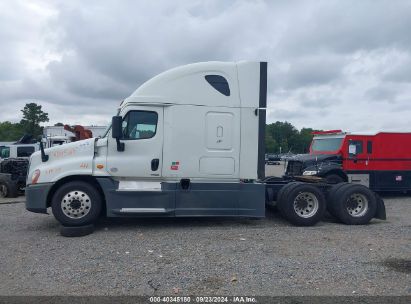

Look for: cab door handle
[151,158,159,171]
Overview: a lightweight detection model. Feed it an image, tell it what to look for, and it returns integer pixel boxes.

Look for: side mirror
[111,116,125,152]
[112,116,123,139]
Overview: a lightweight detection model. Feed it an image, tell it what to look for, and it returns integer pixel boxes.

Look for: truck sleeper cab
[25,61,267,224]
[25,62,385,228]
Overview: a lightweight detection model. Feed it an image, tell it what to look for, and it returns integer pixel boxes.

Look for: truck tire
[326,182,350,218]
[266,181,297,210]
[276,182,302,216]
[279,183,326,226]
[330,184,377,225]
[0,176,18,198]
[60,224,94,237]
[51,181,102,227]
[325,174,344,184]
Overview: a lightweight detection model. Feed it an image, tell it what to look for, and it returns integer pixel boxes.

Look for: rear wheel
[330,184,377,225]
[276,182,302,217]
[326,182,350,218]
[278,183,326,226]
[51,181,102,226]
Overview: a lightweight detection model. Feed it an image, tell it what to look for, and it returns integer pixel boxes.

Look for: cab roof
[121,61,263,109]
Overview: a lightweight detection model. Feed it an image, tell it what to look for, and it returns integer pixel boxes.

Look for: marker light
[31,169,41,184]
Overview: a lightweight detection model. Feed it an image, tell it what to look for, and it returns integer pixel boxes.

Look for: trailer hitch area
[374,193,386,220]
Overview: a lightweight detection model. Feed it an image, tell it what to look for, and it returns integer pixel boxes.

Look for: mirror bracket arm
[116,138,125,152]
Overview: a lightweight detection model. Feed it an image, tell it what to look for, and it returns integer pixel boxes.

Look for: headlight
[303,170,318,176]
[31,169,41,184]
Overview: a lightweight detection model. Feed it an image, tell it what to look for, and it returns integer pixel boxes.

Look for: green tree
[298,128,316,153]
[20,103,49,139]
[265,133,278,153]
[0,122,24,142]
[265,122,322,154]
[266,121,299,153]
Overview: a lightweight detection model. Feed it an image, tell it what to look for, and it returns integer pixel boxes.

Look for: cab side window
[0,146,10,158]
[122,111,158,140]
[348,140,363,156]
[367,141,373,154]
[17,146,35,157]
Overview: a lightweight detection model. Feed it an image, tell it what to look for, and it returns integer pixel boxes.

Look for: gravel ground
[0,196,25,204]
[0,166,410,296]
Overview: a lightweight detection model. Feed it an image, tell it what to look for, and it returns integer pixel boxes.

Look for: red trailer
[285,130,411,191]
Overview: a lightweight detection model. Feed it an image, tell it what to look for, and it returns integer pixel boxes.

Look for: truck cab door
[346,139,367,170]
[345,138,372,187]
[106,106,163,179]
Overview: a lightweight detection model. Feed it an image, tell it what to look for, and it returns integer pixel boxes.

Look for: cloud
[382,56,411,83]
[365,85,398,103]
[270,54,347,90]
[0,0,410,132]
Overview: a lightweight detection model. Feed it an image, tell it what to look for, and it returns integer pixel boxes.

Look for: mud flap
[265,187,274,203]
[374,193,386,220]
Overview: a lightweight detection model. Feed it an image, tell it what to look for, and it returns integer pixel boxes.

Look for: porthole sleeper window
[205,75,230,96]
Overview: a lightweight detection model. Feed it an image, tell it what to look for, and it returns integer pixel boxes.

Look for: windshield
[311,138,343,153]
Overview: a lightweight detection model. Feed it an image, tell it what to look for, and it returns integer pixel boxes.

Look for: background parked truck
[285,130,411,192]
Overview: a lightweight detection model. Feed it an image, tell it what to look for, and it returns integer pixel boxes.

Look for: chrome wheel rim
[346,193,369,217]
[61,190,91,219]
[293,192,319,218]
[0,184,7,198]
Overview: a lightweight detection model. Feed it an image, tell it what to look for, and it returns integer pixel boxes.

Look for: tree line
[265,121,320,154]
[0,103,49,142]
[0,103,318,153]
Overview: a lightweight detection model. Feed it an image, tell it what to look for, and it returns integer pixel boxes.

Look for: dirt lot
[0,165,410,296]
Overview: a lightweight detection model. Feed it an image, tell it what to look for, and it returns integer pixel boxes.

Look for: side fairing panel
[236,62,261,108]
[239,107,260,179]
[237,62,266,179]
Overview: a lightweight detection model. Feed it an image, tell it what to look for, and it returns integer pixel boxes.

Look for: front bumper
[25,183,53,214]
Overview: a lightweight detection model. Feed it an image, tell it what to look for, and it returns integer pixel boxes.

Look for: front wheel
[51,181,102,226]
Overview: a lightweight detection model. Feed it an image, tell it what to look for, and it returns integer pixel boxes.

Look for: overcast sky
[1,0,410,132]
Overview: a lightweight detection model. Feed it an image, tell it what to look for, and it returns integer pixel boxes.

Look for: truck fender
[374,192,386,220]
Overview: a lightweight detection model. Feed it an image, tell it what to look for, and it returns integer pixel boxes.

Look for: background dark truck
[285,130,411,192]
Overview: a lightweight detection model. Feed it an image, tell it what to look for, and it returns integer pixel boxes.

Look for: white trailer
[25,61,386,229]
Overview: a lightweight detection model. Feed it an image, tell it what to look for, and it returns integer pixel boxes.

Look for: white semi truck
[25,61,386,228]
